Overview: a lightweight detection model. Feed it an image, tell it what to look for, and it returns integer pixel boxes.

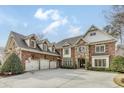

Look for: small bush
[61,63,77,69]
[1,53,24,75]
[85,62,92,70]
[110,56,124,73]
[89,67,106,71]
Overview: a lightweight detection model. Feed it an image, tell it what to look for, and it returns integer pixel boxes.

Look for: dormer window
[52,47,55,52]
[43,44,47,51]
[90,32,96,36]
[30,40,36,48]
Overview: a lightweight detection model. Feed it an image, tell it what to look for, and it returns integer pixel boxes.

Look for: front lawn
[113,74,124,87]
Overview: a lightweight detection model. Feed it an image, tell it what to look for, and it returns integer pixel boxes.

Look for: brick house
[4,25,117,71]
[56,25,117,69]
[4,31,61,71]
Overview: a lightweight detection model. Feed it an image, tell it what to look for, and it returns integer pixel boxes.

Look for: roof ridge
[58,35,83,42]
[10,31,26,37]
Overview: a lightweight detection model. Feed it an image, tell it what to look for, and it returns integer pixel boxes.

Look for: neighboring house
[116,44,124,56]
[0,47,4,65]
[56,25,117,69]
[5,31,61,71]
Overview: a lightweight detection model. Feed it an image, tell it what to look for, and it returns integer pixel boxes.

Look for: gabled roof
[56,35,83,48]
[56,25,117,48]
[83,25,117,40]
[6,31,60,56]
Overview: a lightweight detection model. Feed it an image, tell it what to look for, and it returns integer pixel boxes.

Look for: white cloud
[42,17,68,34]
[69,26,81,37]
[34,8,61,21]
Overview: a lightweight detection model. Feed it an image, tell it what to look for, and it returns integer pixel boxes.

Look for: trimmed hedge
[1,53,24,75]
[110,56,124,73]
[61,63,77,69]
[88,67,111,71]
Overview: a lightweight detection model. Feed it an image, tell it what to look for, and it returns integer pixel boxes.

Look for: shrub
[110,56,124,73]
[89,67,107,71]
[61,63,77,69]
[0,60,2,65]
[85,62,92,70]
[1,53,24,75]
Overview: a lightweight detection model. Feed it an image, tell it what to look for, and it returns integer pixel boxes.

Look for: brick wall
[89,42,116,64]
[71,47,76,64]
[21,50,59,64]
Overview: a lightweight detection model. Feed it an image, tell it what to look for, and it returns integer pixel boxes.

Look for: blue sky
[0,5,111,47]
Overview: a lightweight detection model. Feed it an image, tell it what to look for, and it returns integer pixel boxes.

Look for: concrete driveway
[0,69,119,88]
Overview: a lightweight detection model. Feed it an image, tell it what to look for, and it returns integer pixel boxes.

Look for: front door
[78,58,85,68]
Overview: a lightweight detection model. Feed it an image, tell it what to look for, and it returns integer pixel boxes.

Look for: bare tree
[104,5,124,44]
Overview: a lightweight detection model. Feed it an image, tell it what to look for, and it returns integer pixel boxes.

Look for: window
[64,48,69,55]
[90,32,96,36]
[63,58,72,66]
[94,59,106,67]
[95,45,105,53]
[52,47,55,52]
[78,46,85,52]
[43,44,47,51]
[30,40,36,48]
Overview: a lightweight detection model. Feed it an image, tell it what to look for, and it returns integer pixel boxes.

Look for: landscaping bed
[113,74,124,87]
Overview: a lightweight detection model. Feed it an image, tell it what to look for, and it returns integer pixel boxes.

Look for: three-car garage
[25,59,58,71]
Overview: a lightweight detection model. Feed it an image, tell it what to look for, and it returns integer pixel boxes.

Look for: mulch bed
[113,74,124,87]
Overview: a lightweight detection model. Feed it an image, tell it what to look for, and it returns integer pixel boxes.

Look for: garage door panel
[50,61,57,69]
[25,60,39,71]
[40,59,49,69]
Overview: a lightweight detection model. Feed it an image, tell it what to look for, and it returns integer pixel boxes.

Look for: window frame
[95,44,105,53]
[90,32,96,36]
[78,46,86,53]
[64,48,69,55]
[43,43,48,51]
[30,39,36,48]
[94,59,107,68]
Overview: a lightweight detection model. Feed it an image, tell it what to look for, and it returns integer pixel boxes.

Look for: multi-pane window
[43,44,47,51]
[90,32,96,36]
[94,59,106,67]
[52,47,55,52]
[64,48,69,55]
[30,40,36,48]
[63,58,72,66]
[95,45,105,53]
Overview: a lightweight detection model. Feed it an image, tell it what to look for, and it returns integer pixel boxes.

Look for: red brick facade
[89,41,116,65]
[21,50,60,64]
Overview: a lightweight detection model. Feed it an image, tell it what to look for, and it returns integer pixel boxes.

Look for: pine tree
[1,53,24,74]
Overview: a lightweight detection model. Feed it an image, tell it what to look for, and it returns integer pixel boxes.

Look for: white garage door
[50,61,57,69]
[40,59,49,69]
[25,60,39,71]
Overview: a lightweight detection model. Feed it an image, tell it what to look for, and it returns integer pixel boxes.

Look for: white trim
[63,42,70,46]
[20,47,60,57]
[95,44,105,53]
[63,47,71,57]
[5,34,19,52]
[92,55,109,68]
[30,39,36,48]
